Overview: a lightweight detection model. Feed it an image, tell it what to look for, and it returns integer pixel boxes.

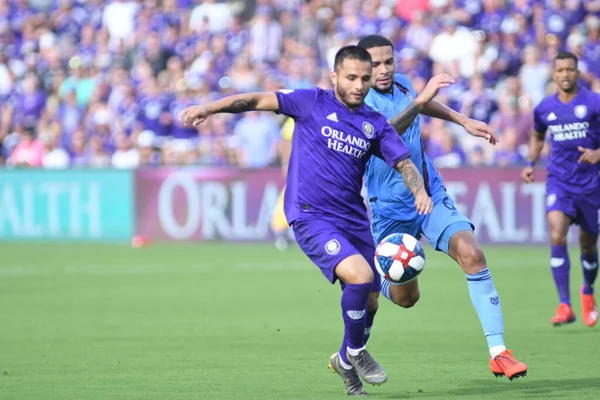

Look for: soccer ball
[374,233,426,284]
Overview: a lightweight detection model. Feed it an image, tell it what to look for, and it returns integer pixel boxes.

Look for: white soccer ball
[374,233,426,284]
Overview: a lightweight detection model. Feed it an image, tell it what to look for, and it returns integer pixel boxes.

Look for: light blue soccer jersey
[364,73,444,222]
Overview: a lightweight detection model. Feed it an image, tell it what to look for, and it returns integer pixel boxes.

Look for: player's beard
[373,80,393,94]
[336,85,365,109]
[560,81,577,93]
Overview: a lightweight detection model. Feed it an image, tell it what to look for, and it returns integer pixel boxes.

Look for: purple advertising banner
[135,167,564,244]
[136,168,285,242]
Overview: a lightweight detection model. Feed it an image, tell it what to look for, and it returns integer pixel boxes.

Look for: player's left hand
[463,118,498,145]
[414,189,433,215]
[577,146,600,164]
[179,105,210,127]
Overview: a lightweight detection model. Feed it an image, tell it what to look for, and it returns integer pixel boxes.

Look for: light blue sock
[381,278,393,303]
[466,268,505,350]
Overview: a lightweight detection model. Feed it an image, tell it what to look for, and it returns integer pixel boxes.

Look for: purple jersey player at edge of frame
[178,45,433,396]
[522,51,600,328]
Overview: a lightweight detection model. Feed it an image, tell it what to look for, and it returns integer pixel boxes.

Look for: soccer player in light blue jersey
[357,35,528,380]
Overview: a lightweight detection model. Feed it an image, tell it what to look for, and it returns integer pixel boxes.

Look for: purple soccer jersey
[275,87,410,286]
[170,98,199,139]
[275,87,410,229]
[293,217,381,291]
[534,86,600,234]
[138,94,171,137]
[534,86,600,194]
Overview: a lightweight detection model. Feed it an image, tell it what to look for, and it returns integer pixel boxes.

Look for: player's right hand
[414,189,433,215]
[520,166,535,183]
[417,74,455,106]
[179,105,210,127]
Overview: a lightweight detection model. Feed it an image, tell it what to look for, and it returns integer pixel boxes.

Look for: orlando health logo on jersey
[320,121,373,159]
[535,88,599,146]
[546,104,589,142]
[534,86,600,193]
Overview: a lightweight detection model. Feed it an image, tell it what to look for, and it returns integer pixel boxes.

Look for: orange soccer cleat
[551,303,576,326]
[489,350,528,381]
[580,286,598,327]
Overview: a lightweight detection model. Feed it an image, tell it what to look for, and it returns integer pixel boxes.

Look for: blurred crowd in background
[1,0,600,169]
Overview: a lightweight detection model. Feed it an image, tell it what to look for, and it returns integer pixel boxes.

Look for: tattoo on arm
[395,159,424,195]
[387,101,420,135]
[222,98,259,113]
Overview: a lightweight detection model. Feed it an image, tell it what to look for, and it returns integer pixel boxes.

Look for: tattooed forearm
[387,101,421,136]
[221,98,259,113]
[395,159,424,196]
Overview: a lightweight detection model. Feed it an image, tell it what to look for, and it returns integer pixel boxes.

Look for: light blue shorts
[371,194,474,255]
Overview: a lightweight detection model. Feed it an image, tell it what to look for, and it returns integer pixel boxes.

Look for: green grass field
[0,243,598,399]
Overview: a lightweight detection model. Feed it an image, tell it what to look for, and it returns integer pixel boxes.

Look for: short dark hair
[22,125,36,135]
[554,51,578,67]
[334,45,372,71]
[357,35,394,50]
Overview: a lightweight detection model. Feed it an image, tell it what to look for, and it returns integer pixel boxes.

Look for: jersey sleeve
[274,88,319,119]
[371,120,411,168]
[533,104,547,134]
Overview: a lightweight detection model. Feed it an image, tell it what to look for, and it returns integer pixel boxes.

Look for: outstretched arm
[421,100,466,125]
[387,99,424,136]
[394,158,433,215]
[422,100,498,144]
[180,92,279,127]
[386,74,454,135]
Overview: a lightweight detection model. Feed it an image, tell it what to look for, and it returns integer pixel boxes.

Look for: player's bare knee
[459,246,487,275]
[580,238,598,256]
[336,255,375,284]
[393,294,419,308]
[408,289,421,307]
[345,267,374,285]
[367,292,379,311]
[392,288,420,308]
[550,231,567,246]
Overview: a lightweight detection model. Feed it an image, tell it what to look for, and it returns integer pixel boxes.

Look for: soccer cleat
[490,350,528,381]
[580,286,598,327]
[490,358,503,377]
[346,349,388,386]
[551,303,576,326]
[328,353,368,397]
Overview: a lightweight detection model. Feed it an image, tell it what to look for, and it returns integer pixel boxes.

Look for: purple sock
[581,252,598,295]
[339,338,350,364]
[340,282,371,352]
[551,245,571,305]
[364,309,377,344]
[339,308,376,364]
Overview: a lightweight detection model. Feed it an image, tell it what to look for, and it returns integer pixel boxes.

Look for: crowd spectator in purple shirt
[1,0,600,169]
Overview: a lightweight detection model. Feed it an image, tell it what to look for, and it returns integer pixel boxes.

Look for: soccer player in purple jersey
[521,51,600,327]
[180,46,433,396]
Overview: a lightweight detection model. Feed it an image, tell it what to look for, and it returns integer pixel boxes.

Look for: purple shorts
[546,181,600,235]
[292,217,381,292]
